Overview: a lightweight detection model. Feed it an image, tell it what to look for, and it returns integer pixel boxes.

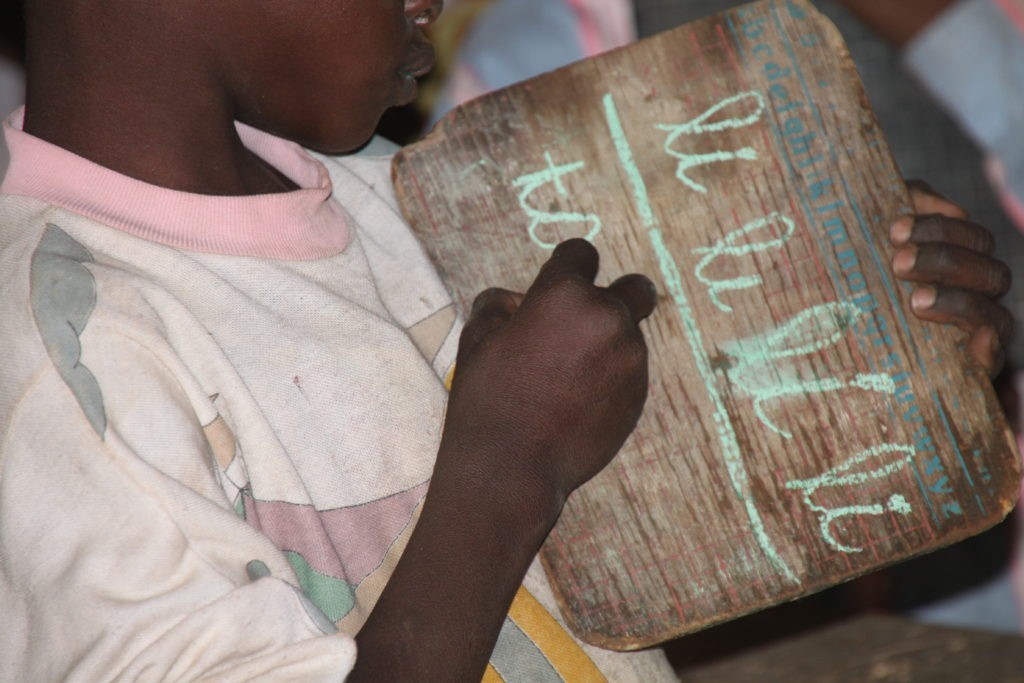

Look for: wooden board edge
[390,0,1024,650]
[544,426,1020,651]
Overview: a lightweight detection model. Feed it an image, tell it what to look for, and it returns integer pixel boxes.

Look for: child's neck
[23,100,299,197]
[23,53,298,197]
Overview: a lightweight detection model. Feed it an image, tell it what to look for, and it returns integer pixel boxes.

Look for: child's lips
[396,46,436,104]
[402,60,434,80]
[401,44,436,80]
[397,71,422,105]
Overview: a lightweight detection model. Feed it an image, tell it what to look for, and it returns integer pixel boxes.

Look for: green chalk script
[694,211,795,312]
[603,91,799,584]
[721,302,896,439]
[502,80,938,574]
[512,151,602,249]
[785,444,915,553]
[658,91,766,194]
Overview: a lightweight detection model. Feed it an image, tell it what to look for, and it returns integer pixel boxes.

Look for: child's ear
[405,0,442,27]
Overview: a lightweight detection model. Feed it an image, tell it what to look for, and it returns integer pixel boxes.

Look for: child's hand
[354,242,656,681]
[891,181,1013,375]
[439,238,657,511]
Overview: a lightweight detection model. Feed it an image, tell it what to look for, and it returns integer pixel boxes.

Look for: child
[0,0,1011,681]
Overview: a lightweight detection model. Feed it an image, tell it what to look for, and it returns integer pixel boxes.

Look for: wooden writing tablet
[392,0,1020,650]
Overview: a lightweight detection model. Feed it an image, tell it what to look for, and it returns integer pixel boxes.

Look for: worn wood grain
[392,0,1020,649]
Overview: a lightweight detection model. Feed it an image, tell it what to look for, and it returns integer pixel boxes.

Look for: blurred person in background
[419,0,636,126]
[0,0,25,180]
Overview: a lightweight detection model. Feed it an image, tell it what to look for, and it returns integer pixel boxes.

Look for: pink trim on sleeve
[565,0,636,56]
[993,0,1024,35]
[0,108,351,260]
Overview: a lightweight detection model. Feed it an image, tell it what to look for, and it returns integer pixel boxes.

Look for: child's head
[23,0,442,154]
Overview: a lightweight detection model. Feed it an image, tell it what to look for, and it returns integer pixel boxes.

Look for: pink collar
[1,107,350,260]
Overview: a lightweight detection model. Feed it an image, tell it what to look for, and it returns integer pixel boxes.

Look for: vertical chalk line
[602,91,799,585]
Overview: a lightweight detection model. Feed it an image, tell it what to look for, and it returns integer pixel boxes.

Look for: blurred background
[0,0,24,178]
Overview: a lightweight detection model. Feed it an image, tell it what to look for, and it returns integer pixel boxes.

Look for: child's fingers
[604,274,658,324]
[458,288,523,362]
[889,214,995,254]
[968,326,1005,377]
[910,285,1014,349]
[469,287,523,319]
[905,179,969,219]
[530,238,600,293]
[892,242,1011,297]
[896,180,1009,377]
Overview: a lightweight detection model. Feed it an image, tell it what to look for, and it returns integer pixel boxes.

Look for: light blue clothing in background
[905,0,1024,217]
[430,1,584,125]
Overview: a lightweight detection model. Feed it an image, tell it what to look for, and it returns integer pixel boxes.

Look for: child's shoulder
[0,197,206,360]
[313,135,401,206]
[0,198,207,435]
[311,136,423,255]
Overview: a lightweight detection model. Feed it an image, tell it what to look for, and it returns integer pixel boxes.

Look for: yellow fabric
[482,664,504,682]
[505,586,607,683]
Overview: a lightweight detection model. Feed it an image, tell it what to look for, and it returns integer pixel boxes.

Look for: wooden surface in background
[393,0,1020,649]
[682,616,1024,682]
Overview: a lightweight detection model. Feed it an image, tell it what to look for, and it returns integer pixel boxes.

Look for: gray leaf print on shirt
[30,223,106,436]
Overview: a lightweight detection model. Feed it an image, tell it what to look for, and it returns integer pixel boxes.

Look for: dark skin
[356,241,656,680]
[21,0,1011,680]
[897,182,1013,374]
[23,0,440,194]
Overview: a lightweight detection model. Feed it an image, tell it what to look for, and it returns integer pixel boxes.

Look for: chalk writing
[459,158,496,180]
[512,151,602,249]
[393,3,1021,644]
[722,302,896,438]
[786,444,915,552]
[504,22,979,581]
[752,5,976,520]
[657,91,766,194]
[603,91,799,584]
[693,212,795,312]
